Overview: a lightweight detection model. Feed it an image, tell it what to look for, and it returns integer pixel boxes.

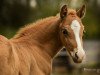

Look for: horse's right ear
[60,5,68,19]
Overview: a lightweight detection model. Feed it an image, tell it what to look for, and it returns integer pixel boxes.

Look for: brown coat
[0,16,63,75]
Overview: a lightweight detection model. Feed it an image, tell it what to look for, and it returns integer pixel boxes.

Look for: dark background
[0,0,100,39]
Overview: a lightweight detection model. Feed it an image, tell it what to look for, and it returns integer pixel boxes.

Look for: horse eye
[62,29,68,36]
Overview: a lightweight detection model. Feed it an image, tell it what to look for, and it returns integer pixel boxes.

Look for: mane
[13,9,76,39]
[13,16,59,39]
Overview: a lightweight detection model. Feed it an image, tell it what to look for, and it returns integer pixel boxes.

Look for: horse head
[59,5,86,63]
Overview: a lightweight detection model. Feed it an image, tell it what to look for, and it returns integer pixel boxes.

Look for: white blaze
[71,20,85,59]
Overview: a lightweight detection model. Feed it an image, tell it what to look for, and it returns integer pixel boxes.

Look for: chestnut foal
[0,5,86,75]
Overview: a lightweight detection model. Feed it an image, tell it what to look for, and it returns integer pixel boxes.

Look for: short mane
[13,16,59,39]
[13,9,76,39]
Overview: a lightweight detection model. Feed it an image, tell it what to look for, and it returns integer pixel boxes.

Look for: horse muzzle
[70,49,86,63]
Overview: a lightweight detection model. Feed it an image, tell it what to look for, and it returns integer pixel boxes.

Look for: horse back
[0,35,19,75]
[0,35,8,43]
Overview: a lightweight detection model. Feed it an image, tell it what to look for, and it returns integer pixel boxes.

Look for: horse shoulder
[29,46,52,75]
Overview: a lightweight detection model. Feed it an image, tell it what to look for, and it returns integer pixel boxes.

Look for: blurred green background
[0,0,100,75]
[0,0,100,39]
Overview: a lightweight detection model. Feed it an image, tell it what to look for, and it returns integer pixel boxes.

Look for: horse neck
[12,17,63,59]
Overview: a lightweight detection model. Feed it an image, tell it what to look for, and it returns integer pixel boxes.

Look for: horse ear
[60,5,68,19]
[77,4,86,19]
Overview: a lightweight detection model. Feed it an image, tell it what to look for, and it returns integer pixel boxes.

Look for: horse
[0,4,86,75]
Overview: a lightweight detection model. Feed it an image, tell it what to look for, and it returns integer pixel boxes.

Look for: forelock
[68,9,76,15]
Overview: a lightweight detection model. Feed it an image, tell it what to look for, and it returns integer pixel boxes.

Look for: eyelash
[62,29,68,36]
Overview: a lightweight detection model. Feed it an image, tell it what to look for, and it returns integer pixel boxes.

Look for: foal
[0,5,86,75]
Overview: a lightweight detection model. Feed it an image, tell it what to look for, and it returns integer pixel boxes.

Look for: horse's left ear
[77,4,86,19]
[60,5,68,19]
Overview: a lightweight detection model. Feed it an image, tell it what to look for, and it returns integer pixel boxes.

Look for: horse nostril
[75,52,78,59]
